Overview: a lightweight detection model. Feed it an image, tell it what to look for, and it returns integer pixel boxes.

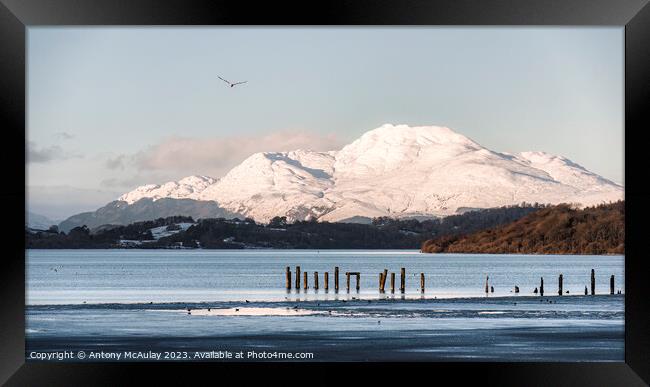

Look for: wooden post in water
[400,268,406,293]
[381,269,388,292]
[591,269,595,295]
[390,272,395,293]
[296,266,301,289]
[324,272,329,291]
[346,272,351,292]
[334,267,339,292]
[610,275,615,295]
[314,272,319,290]
[558,274,563,296]
[356,273,360,291]
[286,267,291,290]
[420,273,425,292]
[485,276,489,294]
[540,277,544,296]
[303,271,308,290]
[379,273,384,292]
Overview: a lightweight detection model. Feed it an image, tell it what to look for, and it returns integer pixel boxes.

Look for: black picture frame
[2,0,649,384]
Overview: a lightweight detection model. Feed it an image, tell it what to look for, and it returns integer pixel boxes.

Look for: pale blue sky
[27,27,624,219]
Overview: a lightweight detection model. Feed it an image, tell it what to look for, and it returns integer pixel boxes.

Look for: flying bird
[218,76,247,88]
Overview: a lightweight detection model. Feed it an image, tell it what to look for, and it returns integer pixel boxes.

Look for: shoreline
[26,247,625,256]
[26,294,624,361]
[26,293,625,308]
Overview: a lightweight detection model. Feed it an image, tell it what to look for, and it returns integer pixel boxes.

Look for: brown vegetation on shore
[421,201,624,255]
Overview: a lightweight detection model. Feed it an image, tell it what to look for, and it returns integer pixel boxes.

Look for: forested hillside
[421,201,624,255]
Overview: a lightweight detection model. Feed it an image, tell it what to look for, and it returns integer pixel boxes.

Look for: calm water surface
[27,249,624,305]
[26,250,625,361]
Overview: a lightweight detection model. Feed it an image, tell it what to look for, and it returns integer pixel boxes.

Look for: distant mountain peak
[68,124,623,228]
[334,124,484,178]
[344,124,483,156]
[118,174,217,204]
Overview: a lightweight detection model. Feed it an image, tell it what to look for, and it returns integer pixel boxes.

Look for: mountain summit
[63,124,623,228]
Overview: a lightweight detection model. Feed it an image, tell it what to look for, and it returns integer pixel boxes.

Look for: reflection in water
[27,249,624,305]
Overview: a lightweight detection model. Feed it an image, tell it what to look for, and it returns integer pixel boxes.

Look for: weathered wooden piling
[390,272,395,293]
[514,285,519,293]
[584,286,588,295]
[303,271,308,290]
[324,272,329,291]
[591,269,595,295]
[485,276,489,293]
[400,268,405,293]
[346,272,351,292]
[314,272,319,290]
[540,277,544,296]
[286,266,291,289]
[334,267,339,292]
[356,273,360,291]
[558,274,563,296]
[296,266,301,289]
[381,269,388,292]
[379,273,384,292]
[610,275,615,295]
[420,273,425,292]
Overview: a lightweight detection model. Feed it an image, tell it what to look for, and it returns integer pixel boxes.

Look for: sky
[27,27,624,220]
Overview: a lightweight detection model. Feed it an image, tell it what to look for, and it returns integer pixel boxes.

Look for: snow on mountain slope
[197,150,337,221]
[113,124,624,223]
[118,175,216,204]
[513,151,621,191]
[333,124,484,178]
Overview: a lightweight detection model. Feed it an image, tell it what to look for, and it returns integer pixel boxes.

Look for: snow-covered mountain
[118,175,217,204]
[65,124,624,227]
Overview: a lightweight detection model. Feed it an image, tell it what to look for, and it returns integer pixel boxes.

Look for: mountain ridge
[60,124,623,229]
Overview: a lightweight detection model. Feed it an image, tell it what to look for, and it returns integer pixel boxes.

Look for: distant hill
[29,204,542,249]
[58,198,240,233]
[26,212,59,230]
[421,201,624,255]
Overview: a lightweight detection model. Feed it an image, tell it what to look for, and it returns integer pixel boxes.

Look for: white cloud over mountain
[106,130,344,184]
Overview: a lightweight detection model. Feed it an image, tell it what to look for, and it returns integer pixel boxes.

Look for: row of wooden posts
[287,266,618,295]
[485,269,617,296]
[285,266,420,293]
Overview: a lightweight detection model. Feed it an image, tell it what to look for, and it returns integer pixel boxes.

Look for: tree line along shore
[26,201,623,254]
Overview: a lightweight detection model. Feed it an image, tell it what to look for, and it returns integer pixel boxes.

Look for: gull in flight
[218,76,247,88]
